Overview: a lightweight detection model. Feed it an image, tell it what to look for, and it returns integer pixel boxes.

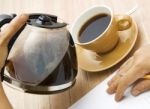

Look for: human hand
[0,14,28,70]
[0,14,28,109]
[107,44,150,102]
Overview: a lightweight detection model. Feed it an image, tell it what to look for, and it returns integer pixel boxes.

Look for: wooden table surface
[0,0,149,109]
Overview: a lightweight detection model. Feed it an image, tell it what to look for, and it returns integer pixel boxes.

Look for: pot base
[3,75,76,94]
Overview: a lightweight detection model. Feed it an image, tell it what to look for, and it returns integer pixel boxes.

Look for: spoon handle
[126,4,138,15]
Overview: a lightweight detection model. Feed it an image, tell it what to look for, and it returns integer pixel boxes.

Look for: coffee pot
[0,13,77,94]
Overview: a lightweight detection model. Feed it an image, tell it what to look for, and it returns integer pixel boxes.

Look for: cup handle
[115,15,132,31]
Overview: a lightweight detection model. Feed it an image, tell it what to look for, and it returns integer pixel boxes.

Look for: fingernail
[107,87,115,94]
[132,90,140,96]
[107,81,111,86]
[115,95,123,102]
[106,88,110,93]
[115,96,120,102]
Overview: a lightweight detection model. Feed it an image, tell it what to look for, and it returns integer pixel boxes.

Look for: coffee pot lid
[27,13,67,29]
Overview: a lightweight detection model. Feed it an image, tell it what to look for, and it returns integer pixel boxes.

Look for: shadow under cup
[71,6,119,54]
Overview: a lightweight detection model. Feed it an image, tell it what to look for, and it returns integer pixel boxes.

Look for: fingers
[115,66,144,101]
[107,57,134,94]
[0,46,8,69]
[0,14,29,45]
[106,44,150,102]
[0,14,28,69]
[107,74,120,86]
[119,57,134,74]
[107,76,120,94]
[131,79,150,96]
[107,57,133,86]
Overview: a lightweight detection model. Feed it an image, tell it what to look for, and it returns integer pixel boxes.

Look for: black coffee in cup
[78,13,111,43]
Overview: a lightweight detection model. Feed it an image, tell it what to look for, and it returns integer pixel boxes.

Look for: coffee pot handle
[0,14,15,27]
[0,14,18,53]
[0,14,14,81]
[0,14,28,81]
[0,14,27,54]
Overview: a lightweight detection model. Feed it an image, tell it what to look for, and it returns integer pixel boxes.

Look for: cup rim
[70,5,113,45]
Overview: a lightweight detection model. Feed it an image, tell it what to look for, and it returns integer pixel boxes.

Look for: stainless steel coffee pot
[0,13,77,94]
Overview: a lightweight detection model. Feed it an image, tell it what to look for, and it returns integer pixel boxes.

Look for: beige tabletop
[0,0,149,109]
